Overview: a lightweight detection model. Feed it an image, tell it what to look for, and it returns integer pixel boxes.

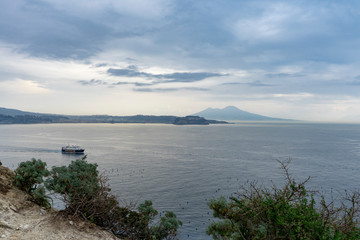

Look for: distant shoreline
[0,113,228,125]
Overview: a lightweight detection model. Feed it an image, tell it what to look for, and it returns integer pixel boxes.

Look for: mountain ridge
[0,107,46,116]
[0,106,290,123]
[193,106,290,121]
[0,107,227,124]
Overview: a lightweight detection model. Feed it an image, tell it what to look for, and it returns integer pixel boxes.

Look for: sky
[1,0,360,121]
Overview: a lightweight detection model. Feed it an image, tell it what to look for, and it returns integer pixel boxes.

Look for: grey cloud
[134,88,177,92]
[107,68,151,78]
[127,65,138,70]
[158,72,226,82]
[135,82,154,87]
[1,0,359,69]
[134,87,208,92]
[94,63,109,68]
[248,81,274,87]
[78,79,107,86]
[0,1,154,59]
[266,73,304,78]
[0,1,109,59]
[111,81,155,87]
[184,87,208,91]
[108,67,225,83]
[112,81,132,85]
[78,79,157,87]
[222,82,242,85]
[348,79,360,86]
[320,78,360,87]
[125,58,137,63]
[222,81,273,87]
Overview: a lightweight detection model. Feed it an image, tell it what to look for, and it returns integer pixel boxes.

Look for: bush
[152,210,183,240]
[207,160,360,240]
[45,156,182,239]
[14,158,50,208]
[45,156,101,216]
[103,200,182,240]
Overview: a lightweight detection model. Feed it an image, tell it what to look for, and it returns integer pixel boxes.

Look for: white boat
[61,145,85,154]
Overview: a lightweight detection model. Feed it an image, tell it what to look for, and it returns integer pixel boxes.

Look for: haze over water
[1,122,360,239]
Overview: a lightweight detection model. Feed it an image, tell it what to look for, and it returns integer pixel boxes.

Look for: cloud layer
[1,0,360,120]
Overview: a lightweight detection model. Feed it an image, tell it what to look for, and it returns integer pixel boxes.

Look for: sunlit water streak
[1,122,360,239]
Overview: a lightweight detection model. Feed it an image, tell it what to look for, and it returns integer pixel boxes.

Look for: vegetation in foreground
[13,157,360,239]
[207,160,360,239]
[13,157,182,240]
[14,158,51,208]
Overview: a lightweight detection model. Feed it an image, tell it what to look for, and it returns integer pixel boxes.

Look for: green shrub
[14,158,50,208]
[32,185,51,208]
[45,156,181,239]
[151,210,183,240]
[45,156,101,215]
[102,200,182,240]
[207,161,360,240]
[104,200,158,239]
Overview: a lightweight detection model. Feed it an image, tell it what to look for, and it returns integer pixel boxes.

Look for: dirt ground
[0,164,118,240]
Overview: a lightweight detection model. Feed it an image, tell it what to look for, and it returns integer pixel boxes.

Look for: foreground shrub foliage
[14,158,50,208]
[45,157,101,216]
[43,156,181,239]
[207,161,360,240]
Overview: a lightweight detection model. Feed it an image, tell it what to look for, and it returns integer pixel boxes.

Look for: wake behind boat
[61,145,85,154]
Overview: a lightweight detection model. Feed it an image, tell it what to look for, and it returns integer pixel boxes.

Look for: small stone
[22,224,30,230]
[69,221,73,225]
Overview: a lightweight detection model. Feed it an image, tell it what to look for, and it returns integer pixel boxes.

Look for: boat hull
[61,146,85,154]
[61,149,85,154]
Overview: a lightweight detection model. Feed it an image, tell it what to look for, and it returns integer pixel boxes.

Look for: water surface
[1,122,360,239]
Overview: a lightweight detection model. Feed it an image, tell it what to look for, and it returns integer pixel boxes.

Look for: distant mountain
[0,107,227,125]
[193,106,289,121]
[0,107,44,116]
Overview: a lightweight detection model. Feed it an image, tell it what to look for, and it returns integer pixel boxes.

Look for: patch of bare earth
[0,164,118,240]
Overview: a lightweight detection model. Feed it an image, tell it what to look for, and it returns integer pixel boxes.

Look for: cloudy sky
[1,0,360,121]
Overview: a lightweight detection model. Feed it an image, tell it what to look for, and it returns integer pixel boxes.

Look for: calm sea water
[1,122,360,239]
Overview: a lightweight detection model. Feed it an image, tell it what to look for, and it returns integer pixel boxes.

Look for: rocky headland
[0,164,117,240]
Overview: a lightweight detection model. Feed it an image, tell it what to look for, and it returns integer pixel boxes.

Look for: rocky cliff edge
[0,164,118,240]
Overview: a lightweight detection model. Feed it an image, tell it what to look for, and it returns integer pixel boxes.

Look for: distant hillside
[193,106,289,121]
[0,107,44,116]
[0,107,227,125]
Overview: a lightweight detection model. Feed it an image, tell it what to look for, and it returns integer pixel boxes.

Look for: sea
[1,122,360,239]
